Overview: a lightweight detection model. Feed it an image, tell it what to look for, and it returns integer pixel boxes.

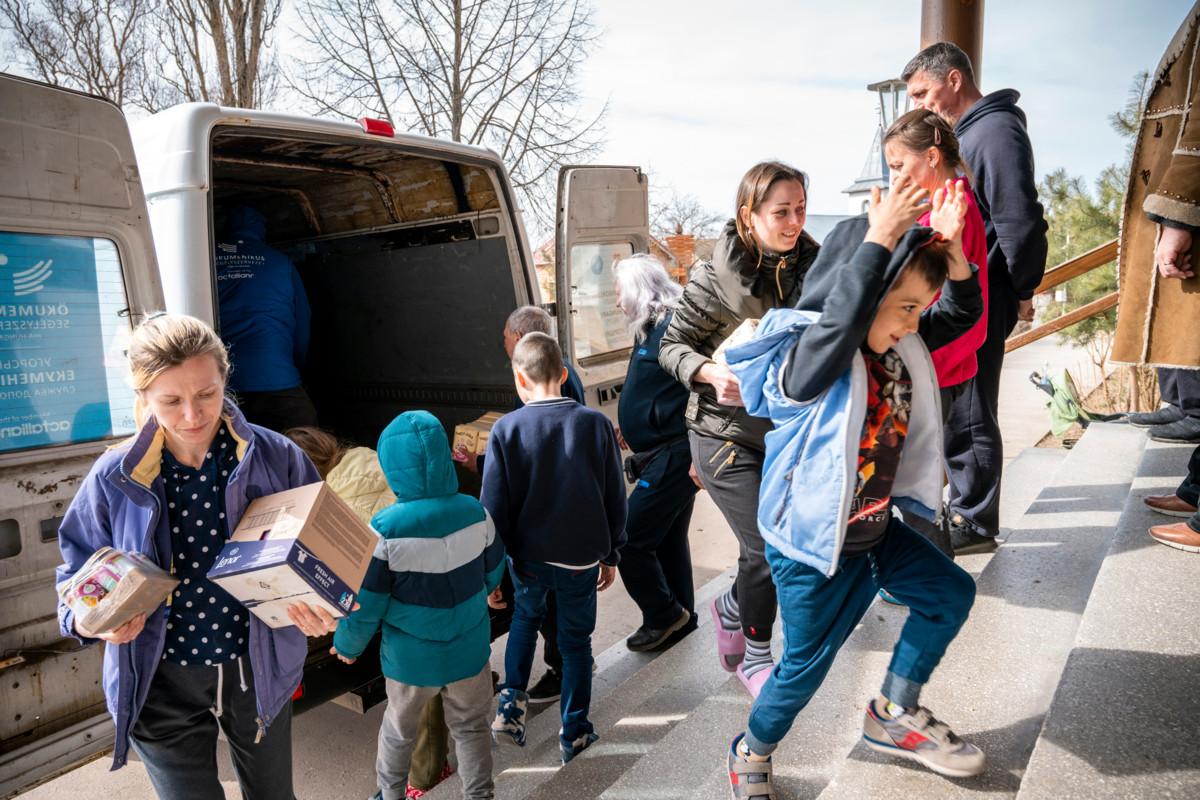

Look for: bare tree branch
[0,0,161,110]
[289,0,605,228]
[650,190,724,240]
[1,0,279,112]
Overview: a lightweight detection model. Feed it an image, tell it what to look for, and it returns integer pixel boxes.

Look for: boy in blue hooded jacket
[723,178,986,797]
[330,411,505,800]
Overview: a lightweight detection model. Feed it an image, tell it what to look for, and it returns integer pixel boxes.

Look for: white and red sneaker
[862,697,985,778]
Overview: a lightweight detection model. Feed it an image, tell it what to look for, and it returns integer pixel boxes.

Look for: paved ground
[22,337,1089,799]
[997,335,1093,464]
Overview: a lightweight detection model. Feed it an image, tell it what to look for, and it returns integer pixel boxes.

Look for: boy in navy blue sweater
[481,332,627,764]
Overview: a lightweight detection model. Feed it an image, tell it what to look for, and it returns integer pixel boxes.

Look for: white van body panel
[131,103,540,323]
[0,73,164,797]
[555,166,652,409]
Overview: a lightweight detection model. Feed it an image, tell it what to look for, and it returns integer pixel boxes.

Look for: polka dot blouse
[161,424,249,666]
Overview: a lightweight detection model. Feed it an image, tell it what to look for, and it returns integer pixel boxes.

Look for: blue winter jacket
[726,222,980,576]
[725,310,944,577]
[332,411,505,687]
[216,206,312,392]
[54,401,320,769]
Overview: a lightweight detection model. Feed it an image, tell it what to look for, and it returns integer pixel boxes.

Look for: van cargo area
[210,127,529,464]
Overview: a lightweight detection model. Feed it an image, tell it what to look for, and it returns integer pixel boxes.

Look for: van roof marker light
[358,117,395,137]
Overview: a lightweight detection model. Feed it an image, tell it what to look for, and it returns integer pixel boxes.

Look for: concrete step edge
[422,567,736,799]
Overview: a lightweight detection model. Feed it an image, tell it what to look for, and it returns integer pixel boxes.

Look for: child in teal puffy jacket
[329,412,505,800]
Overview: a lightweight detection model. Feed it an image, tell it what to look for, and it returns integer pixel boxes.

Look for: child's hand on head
[865,176,928,251]
[929,179,968,244]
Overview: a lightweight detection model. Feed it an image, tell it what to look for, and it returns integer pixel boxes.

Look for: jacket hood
[711,220,820,303]
[376,411,458,502]
[954,89,1025,136]
[227,205,267,242]
[797,215,940,316]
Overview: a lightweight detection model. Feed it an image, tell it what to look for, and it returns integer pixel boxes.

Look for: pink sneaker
[736,663,772,699]
[709,596,745,672]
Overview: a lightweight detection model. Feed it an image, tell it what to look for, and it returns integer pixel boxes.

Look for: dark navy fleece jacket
[480,398,627,567]
[955,90,1049,301]
[784,223,983,403]
[618,314,689,453]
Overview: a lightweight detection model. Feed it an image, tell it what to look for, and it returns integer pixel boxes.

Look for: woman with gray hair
[613,254,699,652]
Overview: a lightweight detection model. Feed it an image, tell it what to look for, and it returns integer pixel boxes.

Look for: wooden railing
[1005,238,1119,352]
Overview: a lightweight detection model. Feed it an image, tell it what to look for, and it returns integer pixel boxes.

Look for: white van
[0,72,649,797]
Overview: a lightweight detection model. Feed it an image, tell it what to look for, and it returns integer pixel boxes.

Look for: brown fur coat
[1114,2,1200,367]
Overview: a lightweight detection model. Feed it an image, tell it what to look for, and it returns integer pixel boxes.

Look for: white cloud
[578,0,1193,216]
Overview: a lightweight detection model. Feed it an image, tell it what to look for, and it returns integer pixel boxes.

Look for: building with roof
[842,79,912,215]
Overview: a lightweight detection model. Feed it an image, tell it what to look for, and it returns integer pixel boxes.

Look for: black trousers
[946,285,1019,538]
[490,569,561,671]
[690,431,775,642]
[130,658,295,800]
[1173,445,1200,533]
[905,381,970,556]
[1158,368,1200,418]
[617,440,698,629]
[234,386,318,433]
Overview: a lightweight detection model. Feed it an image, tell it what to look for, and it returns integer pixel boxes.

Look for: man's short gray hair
[901,42,976,87]
[505,305,553,337]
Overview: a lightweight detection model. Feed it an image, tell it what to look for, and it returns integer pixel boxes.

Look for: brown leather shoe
[1148,522,1200,553]
[1143,494,1199,517]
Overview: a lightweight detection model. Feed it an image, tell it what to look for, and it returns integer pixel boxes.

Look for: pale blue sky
[577,0,1194,217]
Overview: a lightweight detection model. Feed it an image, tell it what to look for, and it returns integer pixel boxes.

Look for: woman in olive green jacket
[658,161,819,697]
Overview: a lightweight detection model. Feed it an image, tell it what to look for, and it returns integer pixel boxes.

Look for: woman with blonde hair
[612,254,697,652]
[54,312,336,800]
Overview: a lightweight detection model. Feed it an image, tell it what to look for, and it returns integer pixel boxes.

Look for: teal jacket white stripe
[725,308,944,577]
[333,411,505,686]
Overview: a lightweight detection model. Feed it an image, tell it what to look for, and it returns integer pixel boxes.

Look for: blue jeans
[501,558,599,743]
[745,518,975,755]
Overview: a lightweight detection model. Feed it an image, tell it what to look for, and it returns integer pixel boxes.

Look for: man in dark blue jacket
[216,206,317,432]
[903,42,1049,553]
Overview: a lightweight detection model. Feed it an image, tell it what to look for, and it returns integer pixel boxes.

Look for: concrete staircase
[428,422,1199,799]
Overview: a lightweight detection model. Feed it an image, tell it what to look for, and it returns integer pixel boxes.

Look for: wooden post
[921,0,985,84]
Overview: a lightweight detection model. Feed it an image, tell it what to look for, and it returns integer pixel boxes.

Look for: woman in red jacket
[883,108,989,557]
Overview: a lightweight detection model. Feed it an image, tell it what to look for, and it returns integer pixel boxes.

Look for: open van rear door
[554,166,650,411]
[0,74,163,797]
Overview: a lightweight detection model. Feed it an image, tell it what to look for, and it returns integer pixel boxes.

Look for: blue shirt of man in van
[215,206,311,393]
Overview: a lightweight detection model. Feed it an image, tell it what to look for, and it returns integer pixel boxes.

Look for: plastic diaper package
[58,547,179,635]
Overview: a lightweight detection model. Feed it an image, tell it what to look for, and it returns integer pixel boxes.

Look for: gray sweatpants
[377,665,495,800]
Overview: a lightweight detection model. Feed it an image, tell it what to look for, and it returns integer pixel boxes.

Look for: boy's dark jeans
[490,568,562,672]
[501,559,599,743]
[745,518,976,754]
[130,658,295,800]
